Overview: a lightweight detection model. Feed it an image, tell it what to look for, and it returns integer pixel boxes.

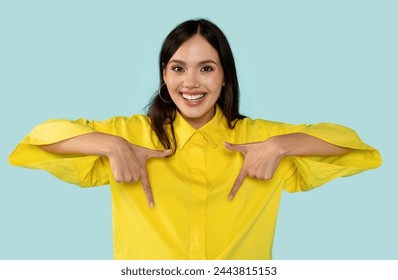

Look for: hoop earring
[158,83,173,103]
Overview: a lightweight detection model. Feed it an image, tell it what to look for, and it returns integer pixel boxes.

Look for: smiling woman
[8,19,382,260]
[163,34,225,128]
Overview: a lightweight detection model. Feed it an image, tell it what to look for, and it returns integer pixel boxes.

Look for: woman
[9,19,382,259]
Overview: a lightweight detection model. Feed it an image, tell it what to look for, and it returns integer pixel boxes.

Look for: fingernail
[228,194,234,201]
[150,202,155,208]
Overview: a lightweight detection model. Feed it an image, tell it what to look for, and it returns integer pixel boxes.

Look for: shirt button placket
[188,133,207,259]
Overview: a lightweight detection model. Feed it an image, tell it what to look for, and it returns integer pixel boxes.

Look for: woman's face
[163,34,224,129]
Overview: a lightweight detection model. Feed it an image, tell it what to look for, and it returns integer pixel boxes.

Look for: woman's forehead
[169,34,220,64]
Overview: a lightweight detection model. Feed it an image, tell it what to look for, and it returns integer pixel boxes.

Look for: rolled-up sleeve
[9,118,113,187]
[282,123,382,192]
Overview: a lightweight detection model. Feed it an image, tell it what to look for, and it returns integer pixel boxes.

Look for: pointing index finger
[228,167,247,201]
[140,171,155,208]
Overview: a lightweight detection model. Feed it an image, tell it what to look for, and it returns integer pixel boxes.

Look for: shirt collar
[173,105,228,150]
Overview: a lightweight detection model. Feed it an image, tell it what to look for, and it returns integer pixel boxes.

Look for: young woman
[9,19,382,259]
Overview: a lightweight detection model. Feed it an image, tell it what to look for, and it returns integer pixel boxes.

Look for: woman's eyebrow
[199,59,218,65]
[168,59,218,65]
[168,59,186,65]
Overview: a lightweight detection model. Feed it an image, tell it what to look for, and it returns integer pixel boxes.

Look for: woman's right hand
[40,132,170,208]
[106,136,170,208]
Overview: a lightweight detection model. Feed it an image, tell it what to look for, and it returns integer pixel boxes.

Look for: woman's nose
[183,71,200,88]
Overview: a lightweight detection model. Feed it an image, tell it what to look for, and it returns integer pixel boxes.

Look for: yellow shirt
[9,106,382,259]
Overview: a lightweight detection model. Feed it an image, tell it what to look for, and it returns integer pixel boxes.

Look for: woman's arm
[271,132,350,157]
[40,132,119,156]
[225,133,350,200]
[40,132,170,207]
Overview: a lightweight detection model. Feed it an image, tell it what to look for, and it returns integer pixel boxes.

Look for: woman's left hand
[224,138,285,200]
[225,133,350,200]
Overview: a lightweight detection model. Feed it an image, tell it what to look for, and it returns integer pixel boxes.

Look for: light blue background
[1,0,397,259]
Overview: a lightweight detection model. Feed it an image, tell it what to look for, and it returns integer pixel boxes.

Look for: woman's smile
[180,90,207,106]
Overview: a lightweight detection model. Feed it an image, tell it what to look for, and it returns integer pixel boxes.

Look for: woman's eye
[172,66,184,72]
[201,66,213,72]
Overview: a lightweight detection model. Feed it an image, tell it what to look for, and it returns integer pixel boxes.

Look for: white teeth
[182,93,205,101]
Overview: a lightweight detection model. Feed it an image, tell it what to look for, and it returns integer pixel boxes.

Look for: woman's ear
[162,63,167,81]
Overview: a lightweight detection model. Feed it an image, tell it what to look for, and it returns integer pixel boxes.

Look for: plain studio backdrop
[1,0,397,260]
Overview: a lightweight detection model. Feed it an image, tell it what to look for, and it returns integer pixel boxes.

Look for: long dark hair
[147,19,245,154]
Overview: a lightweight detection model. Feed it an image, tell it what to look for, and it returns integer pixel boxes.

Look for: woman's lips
[182,92,206,101]
[180,92,207,106]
